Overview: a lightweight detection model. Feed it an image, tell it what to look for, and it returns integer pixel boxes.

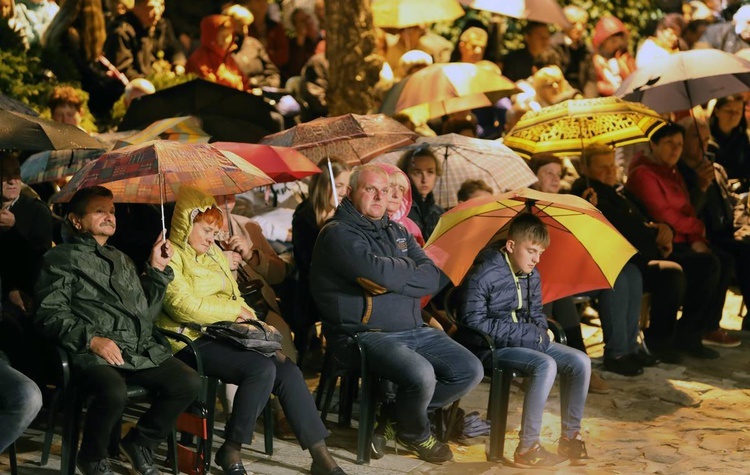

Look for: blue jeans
[583,262,643,359]
[493,342,590,451]
[0,358,42,452]
[358,327,484,441]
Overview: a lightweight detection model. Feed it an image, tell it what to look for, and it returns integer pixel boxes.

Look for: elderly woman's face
[188,218,220,255]
[536,162,562,194]
[387,175,406,214]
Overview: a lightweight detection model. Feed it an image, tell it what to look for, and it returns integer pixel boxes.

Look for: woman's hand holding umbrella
[149,234,173,271]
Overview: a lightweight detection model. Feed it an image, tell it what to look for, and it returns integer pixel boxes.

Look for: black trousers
[177,337,329,450]
[642,259,686,344]
[77,357,201,461]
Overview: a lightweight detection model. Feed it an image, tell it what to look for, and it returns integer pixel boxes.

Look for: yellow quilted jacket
[156,186,254,352]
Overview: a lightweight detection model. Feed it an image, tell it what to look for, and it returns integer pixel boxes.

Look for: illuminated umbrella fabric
[503,97,667,158]
[458,0,570,28]
[115,116,211,148]
[424,188,636,303]
[0,110,104,151]
[372,0,465,28]
[615,49,750,114]
[260,113,418,165]
[54,141,274,204]
[213,141,321,183]
[384,62,520,124]
[372,134,537,209]
[21,148,105,184]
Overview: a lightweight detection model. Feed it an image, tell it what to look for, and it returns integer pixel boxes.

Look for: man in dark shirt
[501,21,551,82]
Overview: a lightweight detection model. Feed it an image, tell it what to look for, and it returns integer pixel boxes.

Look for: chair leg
[61,389,80,475]
[441,399,462,443]
[9,441,18,475]
[205,378,219,470]
[487,368,509,462]
[320,373,339,424]
[315,350,334,409]
[41,388,62,466]
[166,429,179,475]
[338,375,356,427]
[356,372,376,465]
[263,402,274,456]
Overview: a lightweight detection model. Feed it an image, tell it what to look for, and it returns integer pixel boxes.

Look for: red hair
[193,206,224,228]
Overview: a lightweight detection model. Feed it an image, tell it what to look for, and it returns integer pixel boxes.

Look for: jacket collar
[334,197,390,232]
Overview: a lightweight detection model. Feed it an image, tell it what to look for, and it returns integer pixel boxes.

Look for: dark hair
[442,116,477,136]
[656,13,685,35]
[67,186,113,217]
[524,21,548,36]
[309,156,350,227]
[457,179,493,202]
[650,123,684,143]
[527,152,562,175]
[396,146,442,177]
[508,212,550,247]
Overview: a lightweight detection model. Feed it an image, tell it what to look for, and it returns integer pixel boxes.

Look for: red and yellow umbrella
[424,188,636,303]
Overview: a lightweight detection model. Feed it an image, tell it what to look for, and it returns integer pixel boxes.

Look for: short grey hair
[349,164,389,191]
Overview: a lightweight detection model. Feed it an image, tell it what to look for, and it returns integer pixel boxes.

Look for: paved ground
[2,291,748,475]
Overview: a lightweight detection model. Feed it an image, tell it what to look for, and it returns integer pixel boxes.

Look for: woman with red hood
[186,14,248,91]
[591,15,636,97]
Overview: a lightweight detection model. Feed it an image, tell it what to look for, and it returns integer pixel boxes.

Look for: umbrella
[381,62,520,125]
[0,93,38,116]
[458,0,571,28]
[0,110,105,151]
[372,134,537,209]
[260,113,418,165]
[615,49,750,114]
[503,97,667,158]
[118,79,280,144]
[424,188,637,303]
[372,0,465,28]
[115,116,211,148]
[21,148,105,184]
[213,142,321,183]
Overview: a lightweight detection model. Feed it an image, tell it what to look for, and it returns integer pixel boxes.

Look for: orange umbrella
[424,188,636,304]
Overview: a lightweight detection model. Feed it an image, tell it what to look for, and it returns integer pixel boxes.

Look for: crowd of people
[2,0,750,474]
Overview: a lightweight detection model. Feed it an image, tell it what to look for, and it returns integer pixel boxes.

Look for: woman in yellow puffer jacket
[157,186,346,475]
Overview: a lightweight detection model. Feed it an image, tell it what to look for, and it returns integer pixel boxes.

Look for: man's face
[566,21,586,43]
[71,196,117,244]
[0,0,12,19]
[525,25,551,55]
[459,40,485,63]
[585,152,618,186]
[407,155,437,198]
[52,104,82,127]
[506,238,545,275]
[133,0,159,28]
[535,162,562,194]
[350,169,389,220]
[681,124,710,166]
[651,133,684,167]
[1,158,21,203]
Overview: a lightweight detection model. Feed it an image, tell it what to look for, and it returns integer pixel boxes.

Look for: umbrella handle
[327,157,339,207]
[159,173,168,256]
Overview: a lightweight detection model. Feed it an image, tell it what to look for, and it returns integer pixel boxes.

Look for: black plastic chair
[443,287,566,462]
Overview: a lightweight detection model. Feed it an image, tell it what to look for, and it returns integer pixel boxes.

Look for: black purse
[238,278,270,321]
[185,320,282,356]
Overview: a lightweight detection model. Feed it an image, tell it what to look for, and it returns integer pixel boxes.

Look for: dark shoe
[648,345,683,364]
[310,462,348,475]
[702,329,741,348]
[630,349,660,368]
[513,442,567,468]
[371,419,396,460]
[120,431,160,475]
[603,356,644,376]
[215,444,247,475]
[675,340,720,359]
[558,433,590,466]
[397,434,453,464]
[77,458,114,475]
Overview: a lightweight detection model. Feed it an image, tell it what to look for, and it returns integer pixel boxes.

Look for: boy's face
[505,238,545,275]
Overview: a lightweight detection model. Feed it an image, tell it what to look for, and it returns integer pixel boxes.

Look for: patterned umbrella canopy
[503,97,667,158]
[260,113,418,165]
[424,188,636,303]
[0,110,104,151]
[213,142,321,183]
[372,0,465,28]
[458,0,570,27]
[21,148,105,184]
[54,141,274,204]
[372,134,537,209]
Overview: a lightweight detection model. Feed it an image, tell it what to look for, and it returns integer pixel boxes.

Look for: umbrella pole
[327,156,339,207]
[159,172,166,243]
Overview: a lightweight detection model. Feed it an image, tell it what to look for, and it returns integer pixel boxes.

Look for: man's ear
[68,212,81,230]
[505,238,515,254]
[346,185,352,197]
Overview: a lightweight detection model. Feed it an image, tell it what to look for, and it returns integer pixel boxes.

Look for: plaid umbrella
[260,113,418,165]
[213,142,321,183]
[459,0,571,27]
[372,0,465,28]
[503,97,667,158]
[424,188,636,303]
[115,116,211,148]
[372,134,537,209]
[21,148,105,184]
[0,110,104,151]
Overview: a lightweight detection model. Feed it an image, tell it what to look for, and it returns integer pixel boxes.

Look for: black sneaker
[397,434,453,464]
[603,356,644,376]
[514,442,567,468]
[77,458,114,475]
[630,349,660,368]
[558,433,590,466]
[120,430,160,475]
[371,419,396,459]
[675,340,720,360]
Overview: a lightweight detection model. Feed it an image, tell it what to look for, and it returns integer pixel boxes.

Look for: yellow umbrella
[503,97,667,159]
[424,188,636,304]
[372,0,465,28]
[115,116,211,148]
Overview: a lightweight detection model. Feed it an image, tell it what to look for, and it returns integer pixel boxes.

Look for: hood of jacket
[592,15,628,50]
[199,14,237,58]
[170,185,219,256]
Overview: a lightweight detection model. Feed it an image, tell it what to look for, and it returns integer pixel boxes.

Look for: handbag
[238,278,271,321]
[185,320,282,356]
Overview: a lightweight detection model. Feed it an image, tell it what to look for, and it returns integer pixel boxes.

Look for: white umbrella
[458,0,571,28]
[615,49,750,113]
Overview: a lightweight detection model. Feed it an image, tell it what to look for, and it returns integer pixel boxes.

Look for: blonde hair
[309,157,350,227]
[223,4,254,26]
